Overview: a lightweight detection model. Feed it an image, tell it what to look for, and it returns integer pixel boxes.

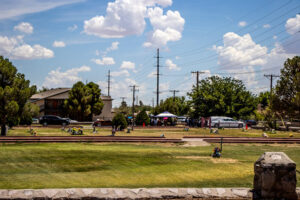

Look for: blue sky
[0,0,300,106]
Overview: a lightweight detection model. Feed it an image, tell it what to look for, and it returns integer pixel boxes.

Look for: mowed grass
[0,142,299,189]
[7,126,300,138]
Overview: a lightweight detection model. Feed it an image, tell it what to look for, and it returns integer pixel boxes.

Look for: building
[30,88,114,121]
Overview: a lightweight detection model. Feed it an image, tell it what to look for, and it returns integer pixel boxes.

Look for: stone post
[253,152,298,200]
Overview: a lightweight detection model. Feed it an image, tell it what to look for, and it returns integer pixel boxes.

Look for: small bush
[136,109,150,126]
[112,113,128,130]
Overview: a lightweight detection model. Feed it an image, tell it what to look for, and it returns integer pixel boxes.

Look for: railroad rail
[0,136,182,143]
[183,136,300,144]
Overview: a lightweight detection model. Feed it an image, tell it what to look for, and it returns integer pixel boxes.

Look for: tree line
[0,55,299,135]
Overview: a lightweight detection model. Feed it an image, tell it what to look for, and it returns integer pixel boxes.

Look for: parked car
[32,118,39,124]
[245,120,257,127]
[39,115,70,126]
[211,116,244,128]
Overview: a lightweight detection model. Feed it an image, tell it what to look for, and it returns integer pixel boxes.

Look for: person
[112,126,116,136]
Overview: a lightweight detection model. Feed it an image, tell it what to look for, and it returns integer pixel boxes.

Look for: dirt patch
[176,156,238,163]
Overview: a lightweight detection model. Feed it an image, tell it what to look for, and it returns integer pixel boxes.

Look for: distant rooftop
[31,88,70,100]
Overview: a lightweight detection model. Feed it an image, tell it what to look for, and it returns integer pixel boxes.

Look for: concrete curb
[0,188,299,199]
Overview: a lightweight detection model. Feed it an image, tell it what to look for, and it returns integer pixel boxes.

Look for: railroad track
[0,136,182,143]
[183,136,300,144]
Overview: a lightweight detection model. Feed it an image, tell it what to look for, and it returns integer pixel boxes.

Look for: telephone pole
[156,48,161,106]
[130,85,138,130]
[169,90,179,101]
[120,97,126,103]
[107,70,111,96]
[264,74,280,94]
[191,71,205,90]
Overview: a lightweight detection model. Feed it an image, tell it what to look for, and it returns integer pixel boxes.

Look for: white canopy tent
[155,111,177,118]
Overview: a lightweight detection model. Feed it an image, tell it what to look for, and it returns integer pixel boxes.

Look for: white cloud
[106,41,119,52]
[120,61,135,70]
[68,24,78,32]
[165,59,180,71]
[52,41,66,48]
[92,57,115,65]
[0,0,83,20]
[83,0,181,47]
[273,35,277,40]
[238,21,247,27]
[0,35,54,60]
[14,22,33,34]
[144,7,184,47]
[111,70,130,77]
[263,24,271,29]
[147,71,156,78]
[285,14,300,35]
[43,65,91,88]
[213,32,267,69]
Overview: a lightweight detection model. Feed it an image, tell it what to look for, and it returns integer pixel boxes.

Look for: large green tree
[64,81,103,121]
[0,56,37,136]
[152,96,190,116]
[271,56,300,118]
[188,76,256,119]
[136,109,150,125]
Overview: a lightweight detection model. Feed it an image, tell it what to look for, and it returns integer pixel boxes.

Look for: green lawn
[0,142,299,189]
[7,126,300,138]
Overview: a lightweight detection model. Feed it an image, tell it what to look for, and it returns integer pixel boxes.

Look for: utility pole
[264,74,280,94]
[107,70,111,96]
[156,48,160,106]
[120,97,126,103]
[191,71,205,90]
[130,85,138,130]
[169,90,179,101]
[152,98,154,108]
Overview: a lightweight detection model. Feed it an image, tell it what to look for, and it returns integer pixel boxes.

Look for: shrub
[112,113,128,130]
[136,109,150,126]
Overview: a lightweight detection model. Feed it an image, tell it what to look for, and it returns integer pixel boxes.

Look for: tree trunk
[1,123,6,136]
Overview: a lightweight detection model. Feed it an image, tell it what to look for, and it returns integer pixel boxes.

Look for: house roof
[31,88,70,100]
[31,88,113,101]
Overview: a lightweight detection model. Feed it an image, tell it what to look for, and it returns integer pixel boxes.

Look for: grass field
[7,126,300,138]
[0,142,299,189]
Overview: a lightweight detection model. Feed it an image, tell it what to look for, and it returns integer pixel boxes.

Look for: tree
[0,56,36,136]
[271,56,300,119]
[136,109,150,125]
[188,76,256,119]
[112,113,128,130]
[151,96,190,116]
[257,91,270,109]
[86,82,104,120]
[64,81,103,121]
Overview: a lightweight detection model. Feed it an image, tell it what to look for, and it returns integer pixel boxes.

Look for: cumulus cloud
[213,32,267,69]
[165,59,180,71]
[83,0,183,47]
[68,24,78,32]
[238,21,247,27]
[285,14,300,35]
[92,57,115,65]
[14,22,33,34]
[106,41,119,52]
[43,65,91,88]
[263,24,271,29]
[111,70,130,77]
[214,32,295,89]
[120,61,135,70]
[52,41,66,47]
[0,35,54,60]
[147,71,156,78]
[144,7,184,47]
